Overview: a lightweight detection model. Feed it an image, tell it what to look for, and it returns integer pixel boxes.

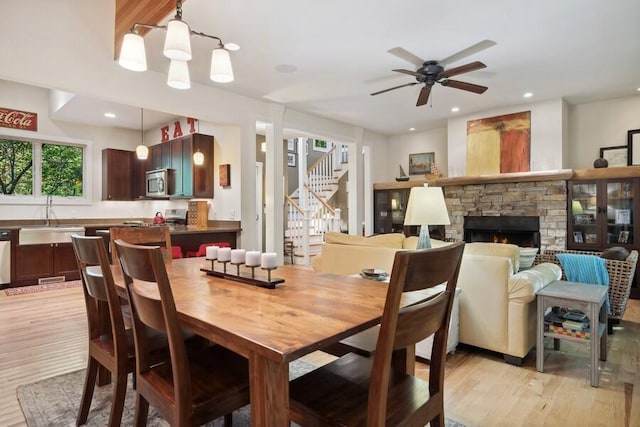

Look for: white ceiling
[53,0,640,136]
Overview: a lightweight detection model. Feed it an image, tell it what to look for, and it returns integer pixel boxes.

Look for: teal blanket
[556,253,610,313]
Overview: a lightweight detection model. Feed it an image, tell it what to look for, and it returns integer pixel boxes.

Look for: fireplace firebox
[463,216,540,248]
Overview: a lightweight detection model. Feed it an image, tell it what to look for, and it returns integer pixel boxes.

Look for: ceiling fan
[371,40,496,106]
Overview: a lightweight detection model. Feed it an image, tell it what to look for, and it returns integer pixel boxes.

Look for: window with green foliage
[0,138,84,197]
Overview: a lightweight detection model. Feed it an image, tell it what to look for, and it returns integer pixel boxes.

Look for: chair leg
[134,394,150,427]
[224,413,233,427]
[430,413,445,427]
[107,371,128,427]
[76,358,99,426]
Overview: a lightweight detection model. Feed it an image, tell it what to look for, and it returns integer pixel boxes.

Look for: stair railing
[307,145,337,201]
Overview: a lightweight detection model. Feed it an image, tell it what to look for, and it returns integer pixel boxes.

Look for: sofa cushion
[601,246,630,261]
[324,232,405,248]
[464,242,520,274]
[402,236,449,249]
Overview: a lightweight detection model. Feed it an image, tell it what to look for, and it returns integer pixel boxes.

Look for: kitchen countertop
[94,225,241,235]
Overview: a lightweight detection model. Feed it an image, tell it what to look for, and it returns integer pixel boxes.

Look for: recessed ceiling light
[637,87,640,91]
[104,112,116,118]
[523,92,533,98]
[275,64,297,73]
[409,127,415,131]
[451,107,460,112]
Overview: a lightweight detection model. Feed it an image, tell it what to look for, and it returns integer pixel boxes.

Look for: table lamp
[403,184,450,249]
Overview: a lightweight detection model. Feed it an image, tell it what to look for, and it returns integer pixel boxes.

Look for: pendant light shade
[210,48,234,83]
[163,18,192,61]
[136,145,149,160]
[193,150,205,165]
[119,32,147,72]
[167,60,191,89]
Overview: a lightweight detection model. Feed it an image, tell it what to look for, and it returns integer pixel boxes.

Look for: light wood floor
[1,284,639,427]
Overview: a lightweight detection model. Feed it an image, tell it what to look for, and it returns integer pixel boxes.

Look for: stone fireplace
[435,171,569,251]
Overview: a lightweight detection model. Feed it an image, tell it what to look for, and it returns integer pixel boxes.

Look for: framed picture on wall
[287,153,296,167]
[408,152,435,175]
[627,129,640,165]
[599,145,628,167]
[287,139,296,153]
[312,139,330,152]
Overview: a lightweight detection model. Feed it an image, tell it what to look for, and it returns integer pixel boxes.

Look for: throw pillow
[600,246,629,261]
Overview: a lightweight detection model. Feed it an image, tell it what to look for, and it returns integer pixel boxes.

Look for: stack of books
[544,308,591,340]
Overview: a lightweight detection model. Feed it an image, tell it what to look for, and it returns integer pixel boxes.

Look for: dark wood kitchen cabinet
[14,243,79,285]
[102,148,132,200]
[148,133,214,199]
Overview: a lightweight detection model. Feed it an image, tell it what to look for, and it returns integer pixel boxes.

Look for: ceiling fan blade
[387,47,425,67]
[439,61,486,79]
[416,86,432,106]
[439,40,496,67]
[441,79,488,94]
[370,82,418,96]
[392,68,423,78]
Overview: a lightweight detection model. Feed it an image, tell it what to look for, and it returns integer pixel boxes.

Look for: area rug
[17,361,467,426]
[4,280,81,296]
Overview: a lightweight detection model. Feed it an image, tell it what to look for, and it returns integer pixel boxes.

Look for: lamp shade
[163,18,192,60]
[119,32,147,71]
[404,185,451,226]
[210,48,234,83]
[167,60,191,89]
[571,200,584,215]
[136,145,149,160]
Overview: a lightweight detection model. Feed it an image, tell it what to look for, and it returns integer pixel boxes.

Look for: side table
[536,280,608,387]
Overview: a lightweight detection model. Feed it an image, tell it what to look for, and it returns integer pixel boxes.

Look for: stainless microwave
[146,169,173,197]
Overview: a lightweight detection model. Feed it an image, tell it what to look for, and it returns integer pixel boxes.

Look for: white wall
[386,128,448,179]
[446,98,566,176]
[568,95,640,169]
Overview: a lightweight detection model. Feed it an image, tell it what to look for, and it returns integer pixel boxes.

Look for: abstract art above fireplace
[466,111,531,176]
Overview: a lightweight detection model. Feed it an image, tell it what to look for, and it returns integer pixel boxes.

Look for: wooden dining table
[111,257,427,426]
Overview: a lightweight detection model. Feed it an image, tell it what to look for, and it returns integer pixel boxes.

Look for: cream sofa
[312,233,562,364]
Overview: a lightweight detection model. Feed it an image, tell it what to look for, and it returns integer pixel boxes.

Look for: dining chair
[109,226,173,266]
[114,239,250,427]
[289,241,465,427]
[71,234,142,427]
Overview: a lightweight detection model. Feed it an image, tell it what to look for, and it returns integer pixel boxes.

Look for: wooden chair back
[114,239,188,383]
[369,241,465,425]
[71,234,131,426]
[115,238,250,426]
[109,226,173,265]
[289,242,465,427]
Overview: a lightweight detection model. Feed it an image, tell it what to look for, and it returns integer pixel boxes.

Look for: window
[0,136,88,202]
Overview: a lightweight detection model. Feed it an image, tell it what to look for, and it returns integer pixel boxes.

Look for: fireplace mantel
[434,169,573,186]
[434,166,640,187]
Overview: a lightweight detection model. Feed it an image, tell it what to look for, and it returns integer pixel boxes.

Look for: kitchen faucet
[45,195,52,226]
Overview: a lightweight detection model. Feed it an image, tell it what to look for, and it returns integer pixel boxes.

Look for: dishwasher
[0,230,10,285]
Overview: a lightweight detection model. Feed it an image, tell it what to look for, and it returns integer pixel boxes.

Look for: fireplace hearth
[464,216,540,248]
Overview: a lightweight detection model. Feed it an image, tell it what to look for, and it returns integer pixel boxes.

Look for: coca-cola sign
[0,107,38,131]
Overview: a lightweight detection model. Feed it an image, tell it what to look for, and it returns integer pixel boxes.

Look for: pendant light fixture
[135,108,148,160]
[119,0,237,88]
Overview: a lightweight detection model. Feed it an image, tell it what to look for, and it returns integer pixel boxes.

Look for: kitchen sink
[19,226,85,245]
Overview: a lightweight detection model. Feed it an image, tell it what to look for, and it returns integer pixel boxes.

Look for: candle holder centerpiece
[201,249,284,289]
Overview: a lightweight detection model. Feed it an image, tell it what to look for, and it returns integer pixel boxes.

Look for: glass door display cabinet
[568,178,637,250]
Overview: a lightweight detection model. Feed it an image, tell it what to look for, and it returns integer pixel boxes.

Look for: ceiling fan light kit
[119,0,236,88]
[371,40,495,107]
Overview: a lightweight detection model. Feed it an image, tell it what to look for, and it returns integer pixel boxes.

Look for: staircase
[285,144,348,264]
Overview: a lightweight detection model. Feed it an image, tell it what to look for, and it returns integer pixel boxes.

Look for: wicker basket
[533,249,638,321]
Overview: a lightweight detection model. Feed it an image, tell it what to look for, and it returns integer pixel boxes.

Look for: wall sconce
[135,108,148,160]
[193,149,204,165]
